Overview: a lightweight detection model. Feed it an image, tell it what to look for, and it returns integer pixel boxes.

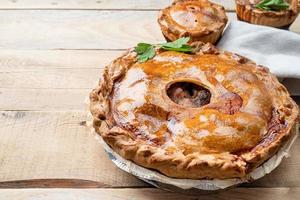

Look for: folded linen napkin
[218,21,300,78]
[217,21,300,95]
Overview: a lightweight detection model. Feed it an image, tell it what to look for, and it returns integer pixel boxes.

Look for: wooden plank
[0,179,106,188]
[0,49,112,111]
[0,88,89,111]
[0,11,236,50]
[289,15,300,34]
[0,50,123,72]
[0,50,298,111]
[4,47,297,90]
[0,68,101,89]
[0,0,236,11]
[0,111,146,187]
[1,66,300,92]
[211,0,236,11]
[0,188,298,199]
[0,111,299,188]
[282,79,300,96]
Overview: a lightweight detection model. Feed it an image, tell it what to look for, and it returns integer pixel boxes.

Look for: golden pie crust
[90,42,299,179]
[236,0,300,27]
[158,0,228,44]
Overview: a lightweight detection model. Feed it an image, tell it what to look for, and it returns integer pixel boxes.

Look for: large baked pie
[236,0,299,27]
[90,42,299,179]
[158,0,228,44]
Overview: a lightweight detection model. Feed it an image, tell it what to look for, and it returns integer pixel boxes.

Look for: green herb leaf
[135,43,156,62]
[138,46,155,62]
[161,44,193,52]
[160,37,190,48]
[134,37,193,63]
[135,43,152,54]
[160,37,193,53]
[255,0,289,11]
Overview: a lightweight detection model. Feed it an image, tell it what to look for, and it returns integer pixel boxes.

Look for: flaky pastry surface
[90,42,299,179]
[158,0,228,44]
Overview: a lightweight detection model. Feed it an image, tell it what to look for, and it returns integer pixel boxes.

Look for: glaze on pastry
[90,42,299,179]
[158,0,228,44]
[236,0,299,27]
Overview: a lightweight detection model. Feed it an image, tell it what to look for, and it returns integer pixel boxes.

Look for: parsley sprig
[135,43,156,63]
[255,0,289,11]
[135,37,193,63]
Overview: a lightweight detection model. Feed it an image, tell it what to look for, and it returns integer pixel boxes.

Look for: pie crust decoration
[90,42,299,179]
[236,0,300,27]
[158,0,228,44]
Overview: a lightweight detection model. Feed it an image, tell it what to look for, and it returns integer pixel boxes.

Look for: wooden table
[0,0,299,199]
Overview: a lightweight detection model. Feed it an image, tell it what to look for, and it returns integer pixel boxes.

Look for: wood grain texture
[282,79,300,96]
[0,68,101,89]
[0,50,123,71]
[0,9,297,51]
[0,111,299,188]
[0,88,89,111]
[0,0,236,11]
[0,0,299,192]
[289,15,300,34]
[0,111,146,187]
[1,50,299,92]
[0,10,236,50]
[0,188,298,199]
[0,50,299,111]
[0,179,106,188]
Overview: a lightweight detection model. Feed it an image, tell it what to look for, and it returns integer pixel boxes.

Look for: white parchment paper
[87,112,299,191]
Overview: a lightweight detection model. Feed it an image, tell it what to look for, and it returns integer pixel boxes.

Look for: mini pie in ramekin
[236,0,300,27]
[158,0,228,44]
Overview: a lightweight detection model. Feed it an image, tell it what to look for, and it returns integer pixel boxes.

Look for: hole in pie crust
[166,81,211,108]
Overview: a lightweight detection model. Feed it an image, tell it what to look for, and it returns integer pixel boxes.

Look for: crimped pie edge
[235,0,300,27]
[89,42,299,179]
[157,0,228,44]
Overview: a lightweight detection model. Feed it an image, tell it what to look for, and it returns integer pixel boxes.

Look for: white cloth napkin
[217,21,300,95]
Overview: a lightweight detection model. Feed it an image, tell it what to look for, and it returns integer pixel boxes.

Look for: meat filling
[167,82,211,107]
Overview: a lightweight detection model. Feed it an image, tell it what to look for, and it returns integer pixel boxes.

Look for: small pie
[158,0,228,44]
[236,0,299,27]
[90,42,299,179]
